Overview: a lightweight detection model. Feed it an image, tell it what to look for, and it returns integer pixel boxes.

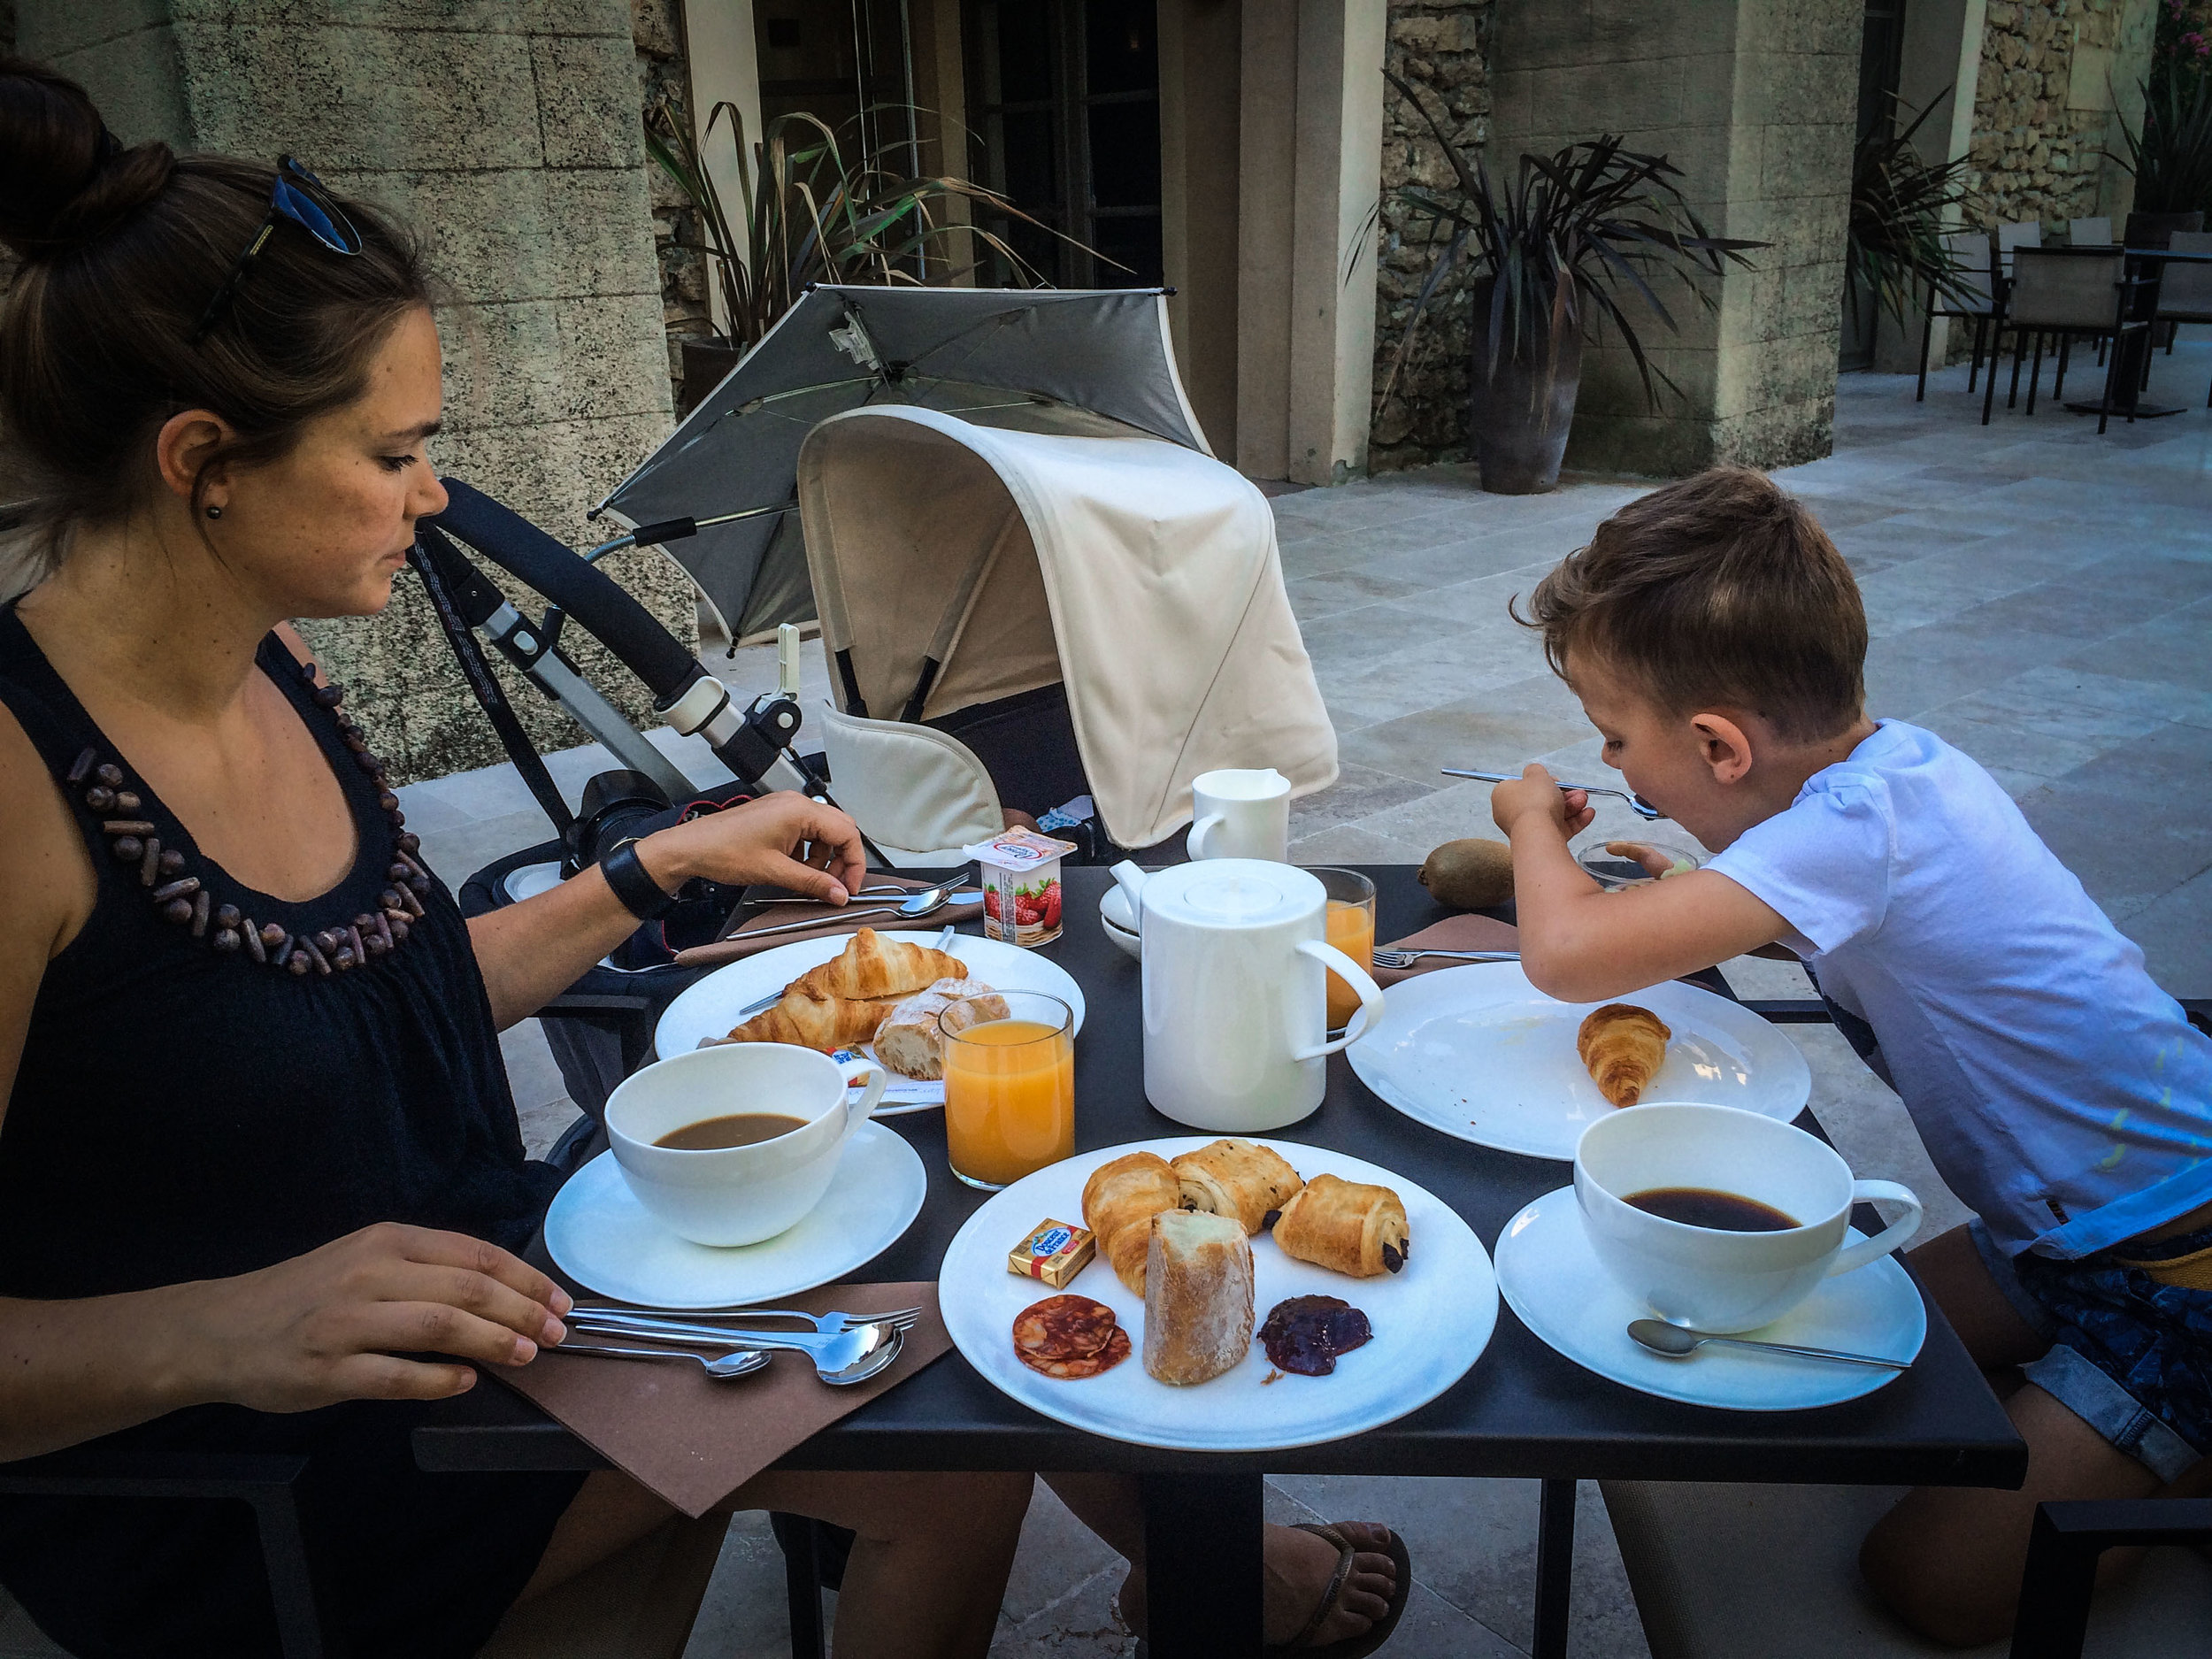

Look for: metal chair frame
[1916,234,2001,403]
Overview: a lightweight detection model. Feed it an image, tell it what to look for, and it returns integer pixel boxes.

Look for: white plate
[542,1124,927,1309]
[938,1137,1497,1452]
[1494,1186,1924,1411]
[1099,885,1140,960]
[655,929,1087,1059]
[1348,964,1811,1161]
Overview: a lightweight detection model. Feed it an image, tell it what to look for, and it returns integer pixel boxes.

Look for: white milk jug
[1111,858,1385,1131]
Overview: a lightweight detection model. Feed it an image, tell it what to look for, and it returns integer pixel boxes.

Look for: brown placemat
[1373,914,1520,986]
[672,875,986,969]
[498,1282,951,1517]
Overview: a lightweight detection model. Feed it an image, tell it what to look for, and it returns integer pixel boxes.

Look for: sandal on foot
[1264,1522,1412,1657]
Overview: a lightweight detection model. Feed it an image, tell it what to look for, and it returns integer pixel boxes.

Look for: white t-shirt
[1705,720,2212,1259]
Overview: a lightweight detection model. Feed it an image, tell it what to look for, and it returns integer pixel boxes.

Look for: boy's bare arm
[1494,768,1788,1002]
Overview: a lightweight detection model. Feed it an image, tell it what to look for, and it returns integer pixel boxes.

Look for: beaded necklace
[62,658,432,976]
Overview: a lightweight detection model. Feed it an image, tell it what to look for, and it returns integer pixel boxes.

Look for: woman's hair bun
[0,55,175,261]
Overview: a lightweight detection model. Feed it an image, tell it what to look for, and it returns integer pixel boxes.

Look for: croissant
[787,928,966,1002]
[1273,1173,1409,1279]
[720,993,899,1051]
[1082,1152,1182,1294]
[1577,1003,1672,1108]
[1170,1139,1304,1235]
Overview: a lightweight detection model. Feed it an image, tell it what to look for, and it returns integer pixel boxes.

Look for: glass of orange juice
[941,991,1076,1189]
[1309,868,1377,1032]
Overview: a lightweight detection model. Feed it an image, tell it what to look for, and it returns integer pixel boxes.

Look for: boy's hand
[1490,764,1594,839]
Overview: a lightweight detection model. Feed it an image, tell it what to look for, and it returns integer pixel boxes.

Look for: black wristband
[599,839,677,920]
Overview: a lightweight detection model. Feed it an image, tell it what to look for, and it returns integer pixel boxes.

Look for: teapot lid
[1137,858,1322,929]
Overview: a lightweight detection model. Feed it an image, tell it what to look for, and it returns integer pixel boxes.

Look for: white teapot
[1110,858,1385,1132]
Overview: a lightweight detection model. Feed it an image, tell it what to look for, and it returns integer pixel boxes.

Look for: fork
[1441,768,1667,821]
[571,1304,922,1336]
[1371,947,1522,970]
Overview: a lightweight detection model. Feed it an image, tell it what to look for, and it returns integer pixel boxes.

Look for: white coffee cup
[1573,1102,1922,1333]
[604,1044,887,1247]
[1187,767,1291,862]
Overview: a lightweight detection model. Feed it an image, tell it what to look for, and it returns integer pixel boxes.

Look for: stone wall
[1966,0,2156,233]
[1488,0,1860,477]
[19,0,690,785]
[1369,0,1495,473]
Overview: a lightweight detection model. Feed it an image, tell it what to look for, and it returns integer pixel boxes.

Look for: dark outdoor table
[2046,244,2212,419]
[416,865,2026,1658]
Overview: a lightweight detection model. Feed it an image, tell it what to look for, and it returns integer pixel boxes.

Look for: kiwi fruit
[1418,838,1515,910]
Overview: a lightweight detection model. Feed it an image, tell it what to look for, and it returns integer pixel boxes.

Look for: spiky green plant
[2112,73,2212,218]
[1377,70,1765,412]
[1846,98,1984,326]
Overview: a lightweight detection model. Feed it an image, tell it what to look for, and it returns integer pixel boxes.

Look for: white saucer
[1494,1186,1924,1411]
[543,1124,928,1309]
[1099,885,1140,960]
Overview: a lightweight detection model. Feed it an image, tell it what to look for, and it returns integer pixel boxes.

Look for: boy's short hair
[1516,466,1867,743]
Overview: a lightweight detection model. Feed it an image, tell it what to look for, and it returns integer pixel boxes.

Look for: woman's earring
[204,505,222,519]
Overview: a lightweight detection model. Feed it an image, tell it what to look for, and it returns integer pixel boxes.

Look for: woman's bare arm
[0,706,569,1463]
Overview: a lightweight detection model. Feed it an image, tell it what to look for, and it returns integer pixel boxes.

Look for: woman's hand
[637,791,868,904]
[1489,764,1594,841]
[182,1223,572,1410]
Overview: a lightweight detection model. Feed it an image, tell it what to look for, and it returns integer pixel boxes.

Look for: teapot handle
[1292,940,1385,1060]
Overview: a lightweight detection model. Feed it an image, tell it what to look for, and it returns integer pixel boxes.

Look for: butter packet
[1008,1218,1096,1289]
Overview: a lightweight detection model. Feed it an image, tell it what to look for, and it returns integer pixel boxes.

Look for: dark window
[1855,0,1906,145]
[964,0,1164,288]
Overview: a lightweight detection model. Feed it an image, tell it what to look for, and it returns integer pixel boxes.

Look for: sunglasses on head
[189,156,363,343]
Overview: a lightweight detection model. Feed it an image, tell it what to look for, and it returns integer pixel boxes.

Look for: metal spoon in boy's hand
[1444,768,1667,820]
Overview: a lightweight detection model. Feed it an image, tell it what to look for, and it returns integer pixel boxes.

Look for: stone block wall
[1489,0,1860,477]
[1967,0,2156,234]
[19,0,691,785]
[634,0,713,407]
[1369,0,1496,473]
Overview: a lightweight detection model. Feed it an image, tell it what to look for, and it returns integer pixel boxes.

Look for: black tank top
[0,607,573,1657]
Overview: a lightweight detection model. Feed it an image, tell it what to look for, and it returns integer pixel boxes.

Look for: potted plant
[644,100,1076,413]
[1378,72,1763,494]
[2113,73,2212,246]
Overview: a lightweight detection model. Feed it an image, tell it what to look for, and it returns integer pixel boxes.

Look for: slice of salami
[1012,1294,1118,1362]
[1018,1324,1132,1379]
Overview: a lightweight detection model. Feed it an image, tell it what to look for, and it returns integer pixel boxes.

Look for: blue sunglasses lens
[273,163,362,254]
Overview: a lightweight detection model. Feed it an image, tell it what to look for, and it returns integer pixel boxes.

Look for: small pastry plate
[1349,963,1811,1162]
[937,1138,1497,1452]
[654,930,1087,1068]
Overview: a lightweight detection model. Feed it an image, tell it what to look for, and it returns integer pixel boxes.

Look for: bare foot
[1264,1521,1396,1647]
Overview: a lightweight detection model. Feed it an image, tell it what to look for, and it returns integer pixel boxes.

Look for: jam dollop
[1258,1294,1373,1377]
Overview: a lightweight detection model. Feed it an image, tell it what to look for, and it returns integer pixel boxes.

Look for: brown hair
[0,57,431,593]
[1514,466,1867,743]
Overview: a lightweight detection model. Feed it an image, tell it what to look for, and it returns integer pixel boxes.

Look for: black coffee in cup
[655,1111,808,1150]
[1624,1187,1798,1232]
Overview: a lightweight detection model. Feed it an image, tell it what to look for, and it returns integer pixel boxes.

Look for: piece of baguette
[872,978,1008,1080]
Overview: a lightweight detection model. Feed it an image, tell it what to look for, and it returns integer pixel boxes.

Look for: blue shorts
[1970,1217,2212,1484]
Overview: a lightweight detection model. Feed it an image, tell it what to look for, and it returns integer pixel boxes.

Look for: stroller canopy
[796,405,1337,849]
[596,286,1209,642]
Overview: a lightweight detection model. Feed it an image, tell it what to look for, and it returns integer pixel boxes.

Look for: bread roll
[1273,1173,1410,1279]
[1081,1152,1181,1294]
[1576,1003,1671,1107]
[1141,1210,1254,1385]
[872,979,1008,1080]
[1169,1139,1303,1234]
[787,928,965,1002]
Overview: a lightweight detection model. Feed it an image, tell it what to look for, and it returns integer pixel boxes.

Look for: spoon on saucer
[1627,1318,1907,1371]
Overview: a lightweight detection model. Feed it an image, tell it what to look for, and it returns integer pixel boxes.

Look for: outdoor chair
[1601,1480,2212,1659]
[1917,231,1998,401]
[2154,230,2212,406]
[1983,249,2149,431]
[2067,217,2113,248]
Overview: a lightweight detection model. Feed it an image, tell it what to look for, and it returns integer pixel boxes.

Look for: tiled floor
[7,339,2204,1658]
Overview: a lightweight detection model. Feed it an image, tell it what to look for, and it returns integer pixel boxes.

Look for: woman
[0,58,1030,1657]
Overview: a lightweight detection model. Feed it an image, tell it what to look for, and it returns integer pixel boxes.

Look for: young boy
[1488,466,2212,1645]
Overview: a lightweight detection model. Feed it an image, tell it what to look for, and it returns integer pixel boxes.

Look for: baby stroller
[430,284,1334,1103]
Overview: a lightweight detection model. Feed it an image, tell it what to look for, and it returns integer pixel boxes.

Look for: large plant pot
[1466,290,1584,495]
[677,341,745,419]
[2123,210,2205,249]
